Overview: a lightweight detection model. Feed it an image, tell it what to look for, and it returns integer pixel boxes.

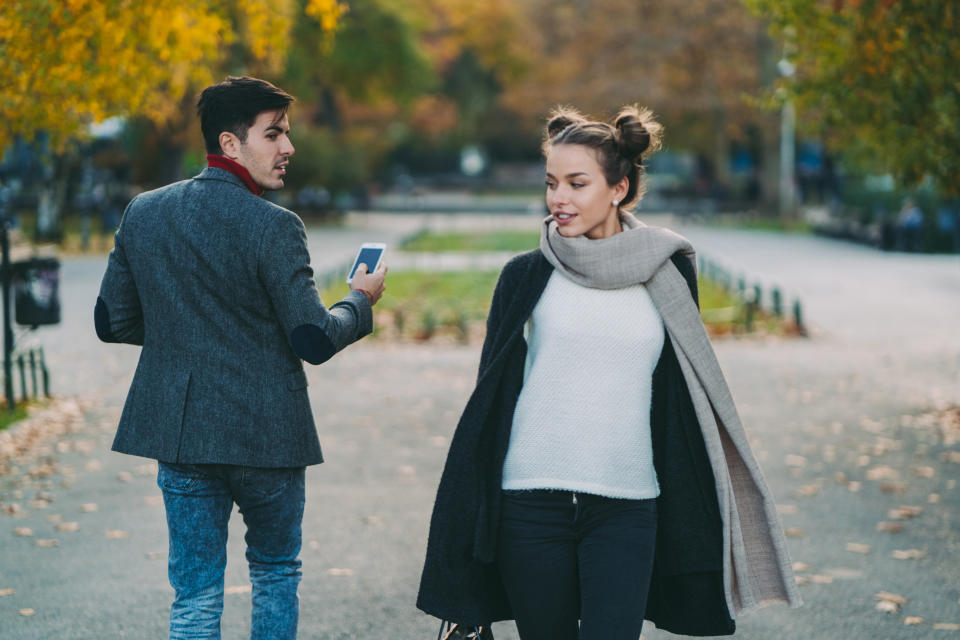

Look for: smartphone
[346,242,386,284]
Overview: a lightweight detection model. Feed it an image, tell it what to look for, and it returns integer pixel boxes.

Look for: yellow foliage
[306,0,349,33]
[0,0,345,151]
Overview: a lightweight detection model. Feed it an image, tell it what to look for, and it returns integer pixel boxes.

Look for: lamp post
[777,56,797,219]
[0,184,15,411]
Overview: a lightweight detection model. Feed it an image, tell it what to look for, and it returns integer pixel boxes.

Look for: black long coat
[417,250,735,637]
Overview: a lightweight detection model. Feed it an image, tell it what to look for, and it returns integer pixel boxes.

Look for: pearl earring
[612,199,619,207]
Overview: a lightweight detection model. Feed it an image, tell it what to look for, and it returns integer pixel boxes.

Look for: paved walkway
[1,214,959,638]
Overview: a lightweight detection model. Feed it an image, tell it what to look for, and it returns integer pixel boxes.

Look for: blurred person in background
[418,105,800,640]
[96,76,386,640]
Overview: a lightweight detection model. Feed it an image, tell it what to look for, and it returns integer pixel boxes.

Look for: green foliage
[400,230,540,252]
[283,128,376,193]
[745,0,960,195]
[287,0,435,109]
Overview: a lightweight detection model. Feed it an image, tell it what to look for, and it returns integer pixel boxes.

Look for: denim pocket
[158,462,213,494]
[240,467,300,500]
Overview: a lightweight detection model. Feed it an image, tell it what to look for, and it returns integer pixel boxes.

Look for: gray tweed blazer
[96,167,371,467]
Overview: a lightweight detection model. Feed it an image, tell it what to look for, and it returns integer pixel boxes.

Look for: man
[95,76,386,639]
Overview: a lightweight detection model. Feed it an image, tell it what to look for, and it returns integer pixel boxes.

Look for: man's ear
[219,131,241,160]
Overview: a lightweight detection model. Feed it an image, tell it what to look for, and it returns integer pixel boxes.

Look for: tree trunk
[36,152,74,242]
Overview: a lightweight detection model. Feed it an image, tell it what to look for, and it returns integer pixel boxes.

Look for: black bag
[437,621,494,640]
[13,257,61,327]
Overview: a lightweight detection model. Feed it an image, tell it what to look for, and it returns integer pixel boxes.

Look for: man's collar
[205,154,264,196]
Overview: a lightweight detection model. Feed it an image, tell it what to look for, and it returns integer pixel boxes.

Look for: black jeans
[496,489,657,640]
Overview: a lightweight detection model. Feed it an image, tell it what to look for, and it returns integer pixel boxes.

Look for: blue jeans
[496,489,657,640]
[157,462,306,640]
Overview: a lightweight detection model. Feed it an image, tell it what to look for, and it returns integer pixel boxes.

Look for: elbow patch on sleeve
[290,324,337,365]
[94,297,118,343]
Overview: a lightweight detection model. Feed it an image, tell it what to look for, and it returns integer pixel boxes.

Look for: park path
[1,213,958,639]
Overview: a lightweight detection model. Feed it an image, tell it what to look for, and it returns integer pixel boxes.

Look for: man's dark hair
[197,76,295,155]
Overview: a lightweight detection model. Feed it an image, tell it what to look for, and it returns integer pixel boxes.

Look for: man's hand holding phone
[350,262,387,305]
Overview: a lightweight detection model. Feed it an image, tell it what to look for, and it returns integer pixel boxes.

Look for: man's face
[227,110,295,191]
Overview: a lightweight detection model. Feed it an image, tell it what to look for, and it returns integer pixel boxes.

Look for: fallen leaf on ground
[825,568,864,580]
[847,481,862,492]
[84,460,102,472]
[941,451,960,464]
[785,455,807,467]
[105,530,129,539]
[877,521,904,533]
[0,588,14,596]
[327,568,354,576]
[810,574,834,584]
[35,539,59,547]
[913,466,935,478]
[794,575,810,585]
[19,608,35,616]
[928,493,941,503]
[777,504,798,515]
[14,526,33,536]
[833,472,847,484]
[56,522,79,532]
[846,543,871,554]
[933,623,960,630]
[79,503,98,513]
[876,600,900,613]
[880,482,907,494]
[904,616,924,625]
[888,505,923,519]
[116,471,133,483]
[891,549,925,560]
[45,514,62,524]
[224,585,252,595]
[793,485,821,497]
[875,591,908,605]
[867,466,899,480]
[785,527,805,538]
[792,562,811,572]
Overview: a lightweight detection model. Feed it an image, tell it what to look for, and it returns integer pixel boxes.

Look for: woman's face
[545,144,627,240]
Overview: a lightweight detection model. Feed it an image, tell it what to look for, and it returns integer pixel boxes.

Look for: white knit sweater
[501,271,665,499]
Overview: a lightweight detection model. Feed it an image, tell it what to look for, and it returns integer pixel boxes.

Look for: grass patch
[0,403,31,432]
[703,215,813,234]
[322,270,500,342]
[322,269,796,343]
[401,230,540,252]
[10,210,116,254]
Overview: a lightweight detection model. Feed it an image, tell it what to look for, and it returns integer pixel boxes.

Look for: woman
[417,106,801,639]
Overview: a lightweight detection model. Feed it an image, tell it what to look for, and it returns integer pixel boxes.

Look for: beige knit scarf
[540,212,802,617]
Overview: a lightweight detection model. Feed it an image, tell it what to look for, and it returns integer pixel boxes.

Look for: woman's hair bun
[614,105,663,162]
[545,107,587,139]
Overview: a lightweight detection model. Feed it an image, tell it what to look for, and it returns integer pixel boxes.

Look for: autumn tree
[495,0,777,201]
[0,0,344,237]
[279,0,530,190]
[745,0,960,195]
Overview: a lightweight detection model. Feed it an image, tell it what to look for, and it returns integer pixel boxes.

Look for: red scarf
[206,154,264,197]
